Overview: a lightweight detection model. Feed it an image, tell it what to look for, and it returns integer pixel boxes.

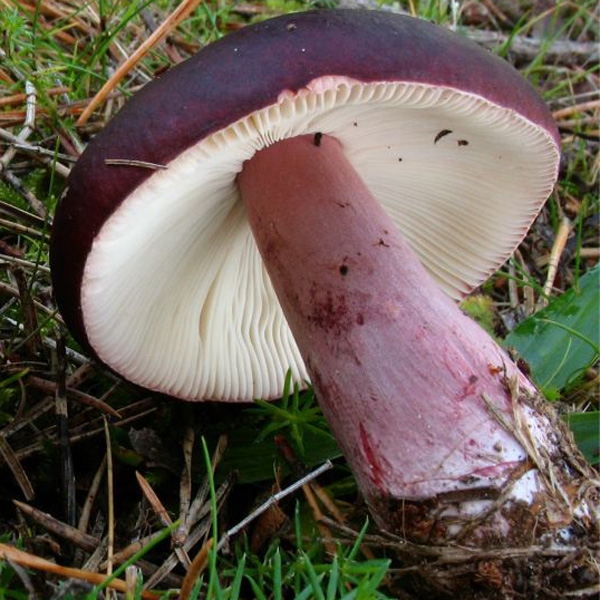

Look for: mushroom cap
[50,9,560,402]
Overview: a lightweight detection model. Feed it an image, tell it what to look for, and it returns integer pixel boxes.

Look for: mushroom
[51,9,597,591]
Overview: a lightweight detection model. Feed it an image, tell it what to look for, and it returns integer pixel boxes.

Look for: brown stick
[461,28,598,64]
[553,99,600,120]
[179,538,213,600]
[11,266,42,356]
[55,333,77,526]
[76,0,203,126]
[13,500,100,552]
[136,471,192,568]
[26,376,121,417]
[0,543,161,600]
[0,436,35,500]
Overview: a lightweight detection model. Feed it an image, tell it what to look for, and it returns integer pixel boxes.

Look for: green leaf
[326,554,340,600]
[505,266,599,396]
[219,425,340,485]
[245,575,268,600]
[565,411,600,465]
[460,294,497,337]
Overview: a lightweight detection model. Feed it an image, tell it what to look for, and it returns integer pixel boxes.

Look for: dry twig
[136,471,192,569]
[77,0,203,126]
[13,500,100,552]
[539,216,572,308]
[0,543,161,600]
[0,435,34,500]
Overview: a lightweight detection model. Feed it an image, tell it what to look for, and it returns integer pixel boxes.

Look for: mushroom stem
[238,135,595,541]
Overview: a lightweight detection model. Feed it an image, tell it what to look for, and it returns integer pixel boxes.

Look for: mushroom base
[371,387,599,599]
[238,134,598,596]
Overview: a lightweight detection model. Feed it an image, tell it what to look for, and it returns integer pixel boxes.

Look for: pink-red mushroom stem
[240,134,530,501]
[239,134,598,596]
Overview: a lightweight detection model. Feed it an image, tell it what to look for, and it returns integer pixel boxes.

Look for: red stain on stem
[457,374,479,401]
[360,423,384,488]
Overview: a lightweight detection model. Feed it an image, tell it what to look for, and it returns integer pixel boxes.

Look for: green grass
[0,0,597,598]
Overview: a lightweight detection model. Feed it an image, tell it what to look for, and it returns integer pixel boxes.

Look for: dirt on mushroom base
[369,384,599,599]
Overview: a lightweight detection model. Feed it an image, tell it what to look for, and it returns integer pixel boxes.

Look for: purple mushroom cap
[50,9,559,401]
